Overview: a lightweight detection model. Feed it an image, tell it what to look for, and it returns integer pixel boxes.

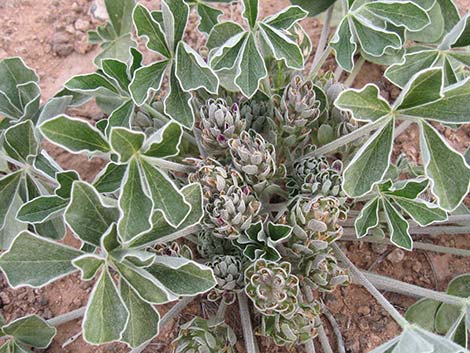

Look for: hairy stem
[342,225,470,237]
[216,300,228,321]
[322,305,346,353]
[310,6,334,73]
[363,271,467,306]
[316,317,334,353]
[344,57,365,88]
[308,46,333,80]
[332,244,408,327]
[238,292,259,353]
[47,307,86,326]
[150,224,202,247]
[150,158,195,173]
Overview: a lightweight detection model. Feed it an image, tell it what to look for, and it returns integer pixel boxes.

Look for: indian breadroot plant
[1,0,470,352]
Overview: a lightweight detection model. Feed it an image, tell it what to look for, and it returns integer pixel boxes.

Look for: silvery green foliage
[207,254,245,293]
[245,259,300,318]
[173,317,237,353]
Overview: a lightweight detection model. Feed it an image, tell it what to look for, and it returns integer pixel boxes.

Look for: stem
[308,47,333,80]
[344,57,365,88]
[342,225,470,237]
[298,118,386,161]
[215,300,227,321]
[305,339,316,353]
[151,224,202,247]
[322,305,346,353]
[394,120,413,138]
[334,65,344,81]
[192,127,208,158]
[130,296,196,353]
[310,6,334,73]
[341,234,470,257]
[316,318,334,353]
[47,307,86,326]
[362,271,467,306]
[237,292,259,353]
[301,288,318,353]
[332,244,408,327]
[143,104,197,146]
[150,158,195,173]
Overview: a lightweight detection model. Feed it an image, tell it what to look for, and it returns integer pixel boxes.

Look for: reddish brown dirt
[1,1,470,353]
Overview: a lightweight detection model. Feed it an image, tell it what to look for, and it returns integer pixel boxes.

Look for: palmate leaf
[16,196,68,224]
[72,254,105,281]
[242,0,258,29]
[110,128,145,162]
[163,67,194,128]
[196,2,223,34]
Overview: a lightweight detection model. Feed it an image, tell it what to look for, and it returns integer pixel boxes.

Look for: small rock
[387,248,405,263]
[371,243,388,254]
[71,2,81,13]
[357,305,371,315]
[74,19,90,32]
[412,261,423,273]
[74,32,92,54]
[51,31,74,57]
[90,0,108,21]
[65,25,76,34]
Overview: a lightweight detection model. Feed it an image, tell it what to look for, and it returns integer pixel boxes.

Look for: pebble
[357,305,371,315]
[51,31,74,57]
[371,243,389,254]
[412,261,423,273]
[74,19,90,32]
[387,248,405,263]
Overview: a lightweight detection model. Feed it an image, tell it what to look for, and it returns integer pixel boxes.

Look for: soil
[1,0,470,353]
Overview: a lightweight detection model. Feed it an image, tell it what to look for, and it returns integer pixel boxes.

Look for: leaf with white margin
[206,21,244,51]
[164,68,194,128]
[407,1,445,43]
[196,3,223,34]
[64,73,119,98]
[83,268,129,344]
[392,197,448,226]
[101,58,131,93]
[335,84,391,122]
[4,120,39,164]
[55,170,79,199]
[2,315,56,348]
[72,254,105,281]
[209,31,246,71]
[114,261,175,304]
[140,158,191,228]
[235,33,267,98]
[264,6,308,30]
[406,298,441,332]
[383,197,412,250]
[420,121,470,211]
[143,121,182,158]
[242,0,258,29]
[105,99,135,136]
[0,170,23,230]
[65,181,119,246]
[0,196,27,250]
[385,50,440,88]
[118,158,153,243]
[384,178,429,199]
[129,60,169,106]
[343,117,394,197]
[258,22,304,69]
[175,42,219,93]
[93,162,127,193]
[331,17,357,72]
[40,116,110,153]
[132,4,171,58]
[104,0,135,36]
[110,128,145,163]
[161,0,189,52]
[355,197,380,238]
[0,231,82,288]
[129,183,202,248]
[440,14,470,49]
[146,256,216,296]
[120,280,160,348]
[16,196,68,224]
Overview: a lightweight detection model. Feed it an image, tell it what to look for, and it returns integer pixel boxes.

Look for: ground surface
[1,0,470,352]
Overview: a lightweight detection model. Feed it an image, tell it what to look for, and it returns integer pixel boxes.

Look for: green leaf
[2,315,56,348]
[351,16,402,57]
[164,68,194,128]
[385,178,429,199]
[363,1,430,32]
[265,6,308,29]
[395,68,443,111]
[335,84,391,122]
[175,42,219,93]
[17,196,68,224]
[406,298,441,332]
[161,0,189,51]
[4,121,39,163]
[407,1,444,43]
[93,162,127,193]
[443,14,470,48]
[101,59,131,92]
[383,198,412,250]
[140,158,191,228]
[197,3,223,34]
[132,4,171,57]
[0,231,82,288]
[331,17,357,72]
[147,256,216,296]
[55,170,80,199]
[242,0,258,28]
[83,268,128,344]
[94,34,137,67]
[129,183,202,248]
[110,128,145,162]
[420,121,470,211]
[436,0,460,36]
[399,77,470,123]
[209,32,246,71]
[118,158,153,242]
[129,60,169,106]
[385,50,440,88]
[143,121,182,158]
[0,196,27,250]
[64,73,119,98]
[355,198,380,238]
[0,171,23,230]
[40,116,110,153]
[206,21,244,51]
[289,0,336,17]
[101,223,121,254]
[235,33,267,98]
[105,0,135,36]
[392,197,448,226]
[65,181,119,246]
[343,117,394,197]
[114,261,174,304]
[105,99,135,136]
[259,23,304,69]
[72,254,104,280]
[120,280,160,348]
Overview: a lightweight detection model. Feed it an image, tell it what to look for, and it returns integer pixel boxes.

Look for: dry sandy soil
[1,0,470,352]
